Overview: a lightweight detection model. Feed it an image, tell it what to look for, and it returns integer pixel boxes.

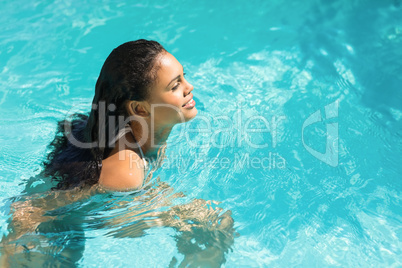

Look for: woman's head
[45,39,197,190]
[85,39,197,155]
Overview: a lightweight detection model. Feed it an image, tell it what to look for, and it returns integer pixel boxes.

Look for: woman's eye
[172,73,186,91]
[172,83,180,90]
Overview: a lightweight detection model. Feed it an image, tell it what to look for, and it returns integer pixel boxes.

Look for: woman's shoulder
[98,149,145,191]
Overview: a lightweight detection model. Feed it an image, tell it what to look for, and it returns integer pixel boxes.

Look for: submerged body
[0,169,236,267]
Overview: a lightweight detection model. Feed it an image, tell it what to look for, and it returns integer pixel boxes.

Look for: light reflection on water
[0,0,401,267]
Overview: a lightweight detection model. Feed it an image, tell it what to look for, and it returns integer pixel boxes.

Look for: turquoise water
[1,0,401,267]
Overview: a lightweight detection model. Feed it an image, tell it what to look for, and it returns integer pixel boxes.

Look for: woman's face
[146,52,197,127]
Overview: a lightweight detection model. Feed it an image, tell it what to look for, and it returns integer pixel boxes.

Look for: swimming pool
[0,0,401,266]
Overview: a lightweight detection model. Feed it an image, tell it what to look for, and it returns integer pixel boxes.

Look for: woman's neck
[130,121,172,159]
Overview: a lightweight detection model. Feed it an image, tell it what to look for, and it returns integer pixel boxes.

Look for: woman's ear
[126,101,150,117]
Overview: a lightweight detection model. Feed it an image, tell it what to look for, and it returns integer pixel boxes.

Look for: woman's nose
[184,79,194,96]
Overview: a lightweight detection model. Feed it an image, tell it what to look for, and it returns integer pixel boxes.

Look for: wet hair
[42,39,166,190]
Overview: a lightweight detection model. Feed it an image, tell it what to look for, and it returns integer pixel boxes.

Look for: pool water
[1,0,401,267]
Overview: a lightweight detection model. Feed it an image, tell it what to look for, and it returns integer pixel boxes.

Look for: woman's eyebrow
[167,75,181,87]
[166,65,184,88]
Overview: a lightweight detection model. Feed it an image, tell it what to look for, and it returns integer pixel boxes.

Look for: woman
[1,39,235,267]
[44,39,197,191]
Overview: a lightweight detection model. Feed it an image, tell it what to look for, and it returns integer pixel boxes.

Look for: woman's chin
[184,107,198,122]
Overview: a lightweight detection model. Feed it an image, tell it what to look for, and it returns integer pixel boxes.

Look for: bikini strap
[126,124,148,171]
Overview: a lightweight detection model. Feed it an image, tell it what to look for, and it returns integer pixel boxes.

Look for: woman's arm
[163,199,236,268]
[105,194,237,267]
[0,186,96,266]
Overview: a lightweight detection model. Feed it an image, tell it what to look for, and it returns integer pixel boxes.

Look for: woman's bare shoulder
[98,149,145,191]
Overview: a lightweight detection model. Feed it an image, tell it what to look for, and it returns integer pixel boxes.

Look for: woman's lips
[182,98,196,109]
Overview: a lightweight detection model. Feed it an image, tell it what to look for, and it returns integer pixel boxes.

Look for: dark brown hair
[43,39,166,190]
